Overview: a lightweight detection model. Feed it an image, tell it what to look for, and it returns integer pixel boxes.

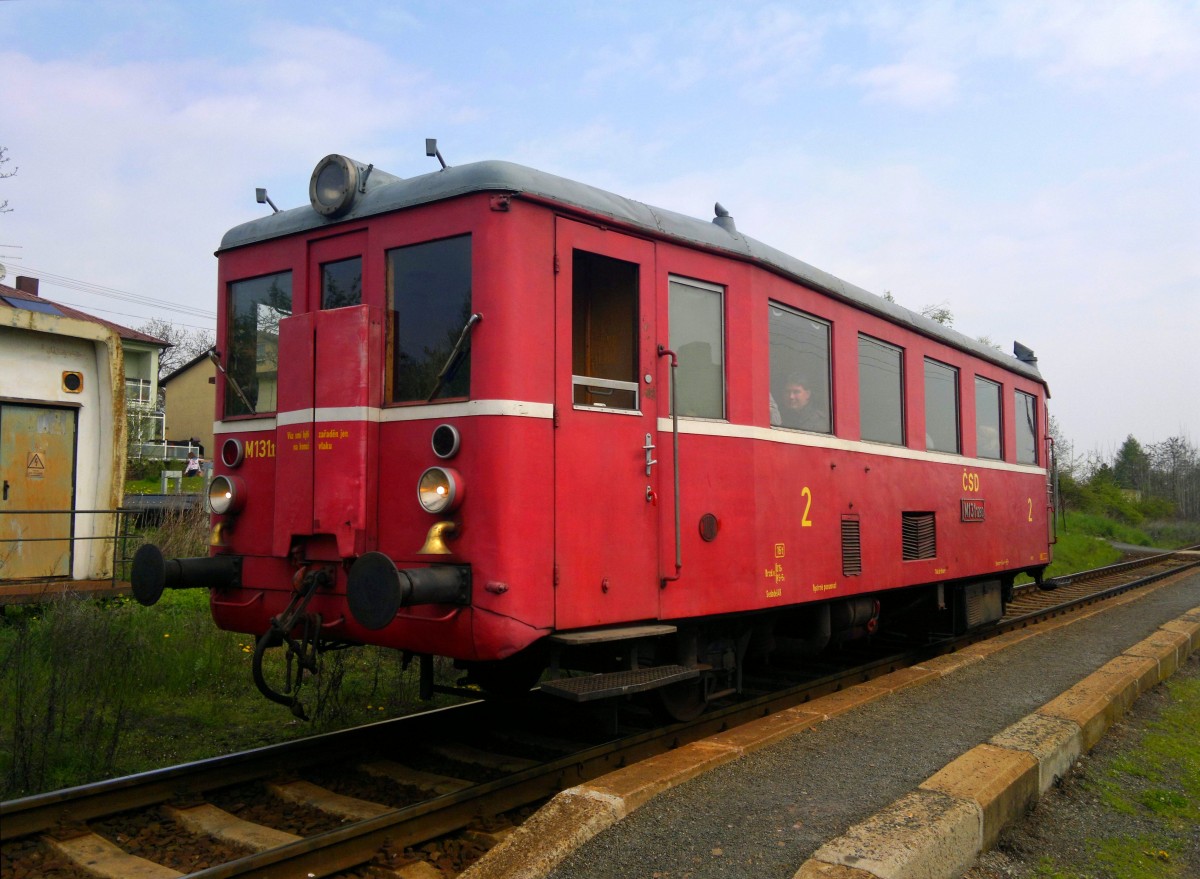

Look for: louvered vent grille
[841,517,862,576]
[902,512,937,560]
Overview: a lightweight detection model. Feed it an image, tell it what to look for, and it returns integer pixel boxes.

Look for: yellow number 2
[802,486,814,527]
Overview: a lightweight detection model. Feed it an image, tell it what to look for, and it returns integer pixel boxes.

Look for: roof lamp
[309,154,372,218]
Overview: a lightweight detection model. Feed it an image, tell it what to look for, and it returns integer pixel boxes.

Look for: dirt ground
[962,652,1199,879]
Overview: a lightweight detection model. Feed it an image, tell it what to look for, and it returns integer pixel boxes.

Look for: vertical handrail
[658,346,682,585]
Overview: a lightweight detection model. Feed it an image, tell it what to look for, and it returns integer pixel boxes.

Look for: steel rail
[3,549,1196,878]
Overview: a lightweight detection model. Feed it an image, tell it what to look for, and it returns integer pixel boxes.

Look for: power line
[44,298,215,333]
[17,266,217,321]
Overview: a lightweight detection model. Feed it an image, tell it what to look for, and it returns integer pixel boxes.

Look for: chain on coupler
[251,566,331,719]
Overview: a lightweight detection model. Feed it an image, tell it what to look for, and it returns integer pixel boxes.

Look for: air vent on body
[902,512,937,560]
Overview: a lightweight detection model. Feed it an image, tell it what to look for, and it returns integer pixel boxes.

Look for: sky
[3,0,1197,460]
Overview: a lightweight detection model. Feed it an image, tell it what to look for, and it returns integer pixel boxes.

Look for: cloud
[3,21,456,324]
[852,62,958,108]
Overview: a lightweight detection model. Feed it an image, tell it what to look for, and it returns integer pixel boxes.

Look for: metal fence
[0,502,205,604]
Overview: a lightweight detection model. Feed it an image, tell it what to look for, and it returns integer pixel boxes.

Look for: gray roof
[219,160,1045,387]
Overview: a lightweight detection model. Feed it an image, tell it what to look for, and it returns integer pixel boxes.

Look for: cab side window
[669,276,724,419]
[572,250,640,410]
[1015,390,1038,464]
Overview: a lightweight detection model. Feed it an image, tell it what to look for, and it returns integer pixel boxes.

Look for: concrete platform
[461,570,1199,879]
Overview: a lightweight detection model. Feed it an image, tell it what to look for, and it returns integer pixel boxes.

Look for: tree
[920,301,953,326]
[1112,435,1151,493]
[0,146,15,213]
[137,318,214,378]
[1148,435,1199,519]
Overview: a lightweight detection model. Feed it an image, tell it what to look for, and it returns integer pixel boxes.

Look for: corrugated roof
[0,283,170,346]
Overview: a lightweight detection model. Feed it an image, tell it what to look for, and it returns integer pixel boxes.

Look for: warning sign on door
[26,451,46,479]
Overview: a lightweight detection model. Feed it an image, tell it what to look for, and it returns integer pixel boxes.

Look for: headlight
[417,467,463,514]
[209,475,246,515]
[309,154,369,218]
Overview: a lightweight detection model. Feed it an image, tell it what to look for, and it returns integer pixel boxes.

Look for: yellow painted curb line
[459,580,1197,879]
[794,605,1199,879]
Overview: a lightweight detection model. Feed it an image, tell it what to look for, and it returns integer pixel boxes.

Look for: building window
[669,276,724,419]
[975,377,1002,460]
[924,358,959,453]
[321,256,362,309]
[572,250,640,411]
[1016,390,1038,464]
[858,335,904,445]
[769,304,831,432]
[225,271,292,416]
[388,235,472,403]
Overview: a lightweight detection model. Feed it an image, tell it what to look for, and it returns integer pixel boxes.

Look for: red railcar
[135,149,1053,717]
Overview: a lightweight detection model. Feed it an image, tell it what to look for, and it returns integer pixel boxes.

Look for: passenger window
[225,271,292,416]
[321,256,362,309]
[858,335,904,445]
[975,377,1002,459]
[572,250,639,410]
[1015,390,1038,464]
[388,235,472,403]
[924,358,959,453]
[669,277,724,418]
[769,304,831,433]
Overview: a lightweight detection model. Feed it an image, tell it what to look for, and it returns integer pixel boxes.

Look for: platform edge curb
[791,605,1198,879]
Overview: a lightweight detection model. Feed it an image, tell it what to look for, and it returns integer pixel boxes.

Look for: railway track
[3,548,1197,879]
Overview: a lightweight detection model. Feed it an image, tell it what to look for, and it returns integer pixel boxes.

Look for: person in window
[184,452,202,477]
[777,373,828,431]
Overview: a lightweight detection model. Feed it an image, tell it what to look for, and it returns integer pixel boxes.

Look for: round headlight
[220,437,245,468]
[417,467,463,514]
[209,475,246,515]
[309,154,362,218]
[431,424,461,459]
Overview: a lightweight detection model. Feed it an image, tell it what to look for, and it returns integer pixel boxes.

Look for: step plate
[540,665,699,702]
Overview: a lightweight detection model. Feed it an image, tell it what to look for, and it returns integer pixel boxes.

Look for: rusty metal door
[0,404,78,579]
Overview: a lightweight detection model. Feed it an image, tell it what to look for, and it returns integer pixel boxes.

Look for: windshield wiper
[426,313,483,402]
[208,348,257,415]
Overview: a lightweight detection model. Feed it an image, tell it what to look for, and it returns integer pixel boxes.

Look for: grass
[0,589,461,797]
[1031,671,1200,879]
[0,505,462,799]
[1032,511,1200,583]
[124,475,207,495]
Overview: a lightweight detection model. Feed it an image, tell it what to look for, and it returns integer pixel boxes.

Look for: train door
[554,218,661,630]
[0,403,77,579]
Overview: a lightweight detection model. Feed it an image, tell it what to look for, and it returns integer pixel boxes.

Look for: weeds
[0,503,462,798]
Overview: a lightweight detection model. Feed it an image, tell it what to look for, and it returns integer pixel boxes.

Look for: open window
[572,250,639,411]
[769,304,832,432]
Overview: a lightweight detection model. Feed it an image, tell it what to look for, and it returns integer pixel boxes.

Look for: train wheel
[655,678,707,722]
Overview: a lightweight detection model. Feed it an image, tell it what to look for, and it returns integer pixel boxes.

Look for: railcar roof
[219,160,1045,387]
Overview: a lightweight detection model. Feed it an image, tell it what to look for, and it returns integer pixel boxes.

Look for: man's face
[785,382,810,410]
